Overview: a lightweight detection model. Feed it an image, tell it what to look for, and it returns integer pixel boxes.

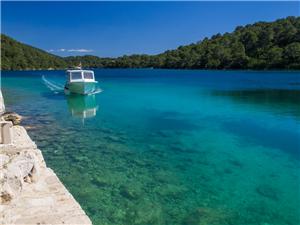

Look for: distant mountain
[1,16,300,70]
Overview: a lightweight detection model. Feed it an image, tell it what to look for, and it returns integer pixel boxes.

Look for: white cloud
[48,48,93,53]
[67,49,93,53]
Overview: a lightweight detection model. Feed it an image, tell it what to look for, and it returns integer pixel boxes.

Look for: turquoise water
[1,69,300,225]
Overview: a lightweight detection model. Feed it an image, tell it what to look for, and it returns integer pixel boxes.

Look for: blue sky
[1,1,299,57]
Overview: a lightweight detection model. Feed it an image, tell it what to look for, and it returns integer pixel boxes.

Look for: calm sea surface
[1,69,300,225]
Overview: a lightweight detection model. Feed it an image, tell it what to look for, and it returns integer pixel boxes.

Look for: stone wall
[0,111,92,224]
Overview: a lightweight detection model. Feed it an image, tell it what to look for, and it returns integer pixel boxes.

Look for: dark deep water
[2,69,300,225]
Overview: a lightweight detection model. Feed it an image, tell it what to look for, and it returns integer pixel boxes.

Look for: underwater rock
[170,145,197,154]
[156,183,188,199]
[119,185,141,200]
[23,125,38,130]
[100,127,114,134]
[126,199,163,225]
[182,207,231,225]
[73,155,90,163]
[153,170,177,184]
[175,163,188,171]
[149,148,167,158]
[86,205,98,216]
[105,135,125,143]
[131,158,148,167]
[91,176,111,187]
[37,140,48,148]
[2,112,22,125]
[156,130,172,137]
[170,145,186,153]
[108,208,127,223]
[228,159,243,168]
[256,185,279,201]
[53,150,63,156]
[223,168,233,174]
[147,144,157,150]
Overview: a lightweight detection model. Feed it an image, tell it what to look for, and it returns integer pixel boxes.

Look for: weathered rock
[7,154,35,179]
[2,112,22,125]
[1,171,23,203]
[0,154,9,168]
[0,152,39,204]
[0,191,12,204]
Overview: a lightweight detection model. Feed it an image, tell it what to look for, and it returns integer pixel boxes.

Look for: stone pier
[0,91,92,224]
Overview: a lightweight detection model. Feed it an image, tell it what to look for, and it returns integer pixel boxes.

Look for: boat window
[71,72,82,80]
[84,72,94,80]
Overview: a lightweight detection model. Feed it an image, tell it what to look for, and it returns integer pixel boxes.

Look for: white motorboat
[64,68,98,95]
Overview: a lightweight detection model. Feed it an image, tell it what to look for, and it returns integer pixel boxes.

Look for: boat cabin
[66,70,96,83]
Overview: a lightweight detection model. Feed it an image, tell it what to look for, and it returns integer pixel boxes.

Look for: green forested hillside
[1,34,66,70]
[155,16,300,70]
[1,16,300,70]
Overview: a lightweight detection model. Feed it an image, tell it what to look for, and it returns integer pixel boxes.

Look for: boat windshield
[71,72,82,80]
[83,72,94,80]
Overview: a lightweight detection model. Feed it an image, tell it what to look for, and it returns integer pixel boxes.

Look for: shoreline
[1,68,300,72]
[0,96,92,224]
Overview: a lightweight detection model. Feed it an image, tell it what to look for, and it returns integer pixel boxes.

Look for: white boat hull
[65,81,97,95]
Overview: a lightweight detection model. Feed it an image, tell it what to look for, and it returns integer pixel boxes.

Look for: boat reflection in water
[66,94,99,124]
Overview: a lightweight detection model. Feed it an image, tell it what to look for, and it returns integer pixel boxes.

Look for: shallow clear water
[2,69,300,225]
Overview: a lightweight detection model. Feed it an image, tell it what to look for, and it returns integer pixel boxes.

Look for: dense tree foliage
[1,34,66,70]
[1,17,300,70]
